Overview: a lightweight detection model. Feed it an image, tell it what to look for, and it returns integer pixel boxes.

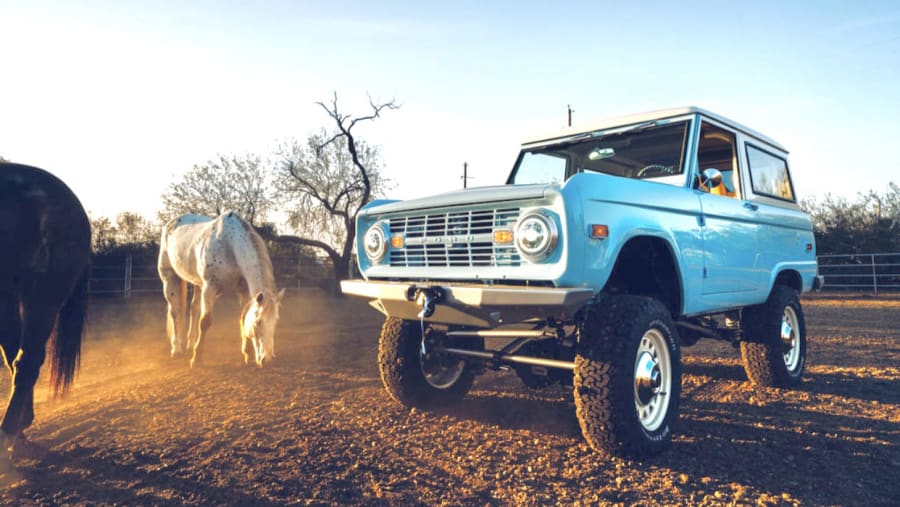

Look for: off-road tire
[741,284,807,388]
[574,296,682,458]
[378,317,475,408]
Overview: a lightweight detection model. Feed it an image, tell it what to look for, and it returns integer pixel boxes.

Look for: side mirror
[700,168,723,189]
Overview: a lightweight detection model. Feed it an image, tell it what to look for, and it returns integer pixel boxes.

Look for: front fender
[561,173,703,301]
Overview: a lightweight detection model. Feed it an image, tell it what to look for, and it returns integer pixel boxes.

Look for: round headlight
[363,224,388,262]
[515,213,558,262]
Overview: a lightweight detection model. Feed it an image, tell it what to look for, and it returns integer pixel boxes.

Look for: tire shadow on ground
[430,390,581,437]
[682,358,747,382]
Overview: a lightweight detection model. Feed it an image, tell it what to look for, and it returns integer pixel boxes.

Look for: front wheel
[378,317,476,408]
[741,284,807,388]
[574,296,682,458]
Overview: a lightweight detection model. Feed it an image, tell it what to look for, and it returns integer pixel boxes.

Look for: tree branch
[265,234,341,266]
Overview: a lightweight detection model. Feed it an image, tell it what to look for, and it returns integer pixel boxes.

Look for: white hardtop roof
[521,106,786,153]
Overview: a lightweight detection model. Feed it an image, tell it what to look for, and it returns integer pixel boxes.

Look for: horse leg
[241,334,253,366]
[0,298,21,377]
[238,296,253,365]
[185,285,201,351]
[190,284,218,368]
[0,299,22,468]
[1,299,55,456]
[161,273,187,356]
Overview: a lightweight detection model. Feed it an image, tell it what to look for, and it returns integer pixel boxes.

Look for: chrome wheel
[634,328,672,432]
[782,305,801,373]
[420,353,465,389]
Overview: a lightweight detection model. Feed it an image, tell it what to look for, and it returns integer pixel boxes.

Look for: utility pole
[568,104,574,127]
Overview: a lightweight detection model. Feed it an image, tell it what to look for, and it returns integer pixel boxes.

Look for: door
[695,121,765,296]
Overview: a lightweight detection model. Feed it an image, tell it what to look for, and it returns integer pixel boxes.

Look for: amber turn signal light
[390,236,404,249]
[493,229,514,243]
[590,224,609,239]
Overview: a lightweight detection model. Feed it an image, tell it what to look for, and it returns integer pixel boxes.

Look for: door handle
[743,202,759,211]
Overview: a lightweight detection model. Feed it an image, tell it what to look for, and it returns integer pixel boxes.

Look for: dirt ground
[0,290,897,506]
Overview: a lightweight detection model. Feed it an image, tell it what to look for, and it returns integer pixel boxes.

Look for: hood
[360,183,554,216]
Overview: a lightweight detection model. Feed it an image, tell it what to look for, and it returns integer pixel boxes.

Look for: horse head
[241,288,285,367]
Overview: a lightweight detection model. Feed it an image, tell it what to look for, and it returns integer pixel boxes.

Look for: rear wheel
[574,296,682,458]
[741,284,807,387]
[378,317,476,408]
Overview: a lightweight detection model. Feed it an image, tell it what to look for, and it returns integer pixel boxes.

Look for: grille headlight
[515,213,558,262]
[363,223,388,262]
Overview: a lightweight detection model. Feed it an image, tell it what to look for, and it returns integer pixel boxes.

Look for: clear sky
[2,0,898,220]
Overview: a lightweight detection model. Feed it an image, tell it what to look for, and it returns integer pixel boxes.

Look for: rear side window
[746,144,794,201]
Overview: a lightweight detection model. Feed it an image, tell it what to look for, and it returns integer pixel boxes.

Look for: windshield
[509,121,690,186]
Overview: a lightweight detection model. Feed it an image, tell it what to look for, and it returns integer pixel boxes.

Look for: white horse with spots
[158,212,284,367]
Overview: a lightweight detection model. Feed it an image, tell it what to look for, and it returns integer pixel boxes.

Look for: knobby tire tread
[378,317,473,408]
[574,296,681,458]
[741,285,806,388]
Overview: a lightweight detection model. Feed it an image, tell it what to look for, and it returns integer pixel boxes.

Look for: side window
[696,122,739,198]
[746,144,795,201]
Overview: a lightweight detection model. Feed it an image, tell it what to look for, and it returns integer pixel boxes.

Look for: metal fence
[89,254,332,297]
[817,253,900,292]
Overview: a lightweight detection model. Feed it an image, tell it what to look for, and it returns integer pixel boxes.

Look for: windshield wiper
[537,120,659,150]
[599,120,659,137]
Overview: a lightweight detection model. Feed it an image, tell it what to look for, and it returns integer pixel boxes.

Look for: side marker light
[591,224,609,239]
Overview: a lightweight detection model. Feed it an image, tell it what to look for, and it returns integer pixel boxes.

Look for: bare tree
[276,93,397,294]
[160,154,276,226]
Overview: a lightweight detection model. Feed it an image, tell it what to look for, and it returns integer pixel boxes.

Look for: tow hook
[407,286,445,319]
[407,286,445,356]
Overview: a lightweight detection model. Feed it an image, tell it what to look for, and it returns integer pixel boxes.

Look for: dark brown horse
[0,162,90,466]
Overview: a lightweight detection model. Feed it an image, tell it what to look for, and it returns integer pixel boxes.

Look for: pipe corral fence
[88,252,900,297]
[816,253,900,292]
[89,254,333,297]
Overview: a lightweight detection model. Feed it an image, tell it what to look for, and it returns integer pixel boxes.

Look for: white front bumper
[340,279,594,328]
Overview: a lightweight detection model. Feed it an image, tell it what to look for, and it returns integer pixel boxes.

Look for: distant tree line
[802,182,900,254]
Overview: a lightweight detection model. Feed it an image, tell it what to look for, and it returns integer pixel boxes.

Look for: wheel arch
[602,235,684,317]
[772,269,802,293]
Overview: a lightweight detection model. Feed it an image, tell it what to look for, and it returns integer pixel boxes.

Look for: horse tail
[49,265,89,397]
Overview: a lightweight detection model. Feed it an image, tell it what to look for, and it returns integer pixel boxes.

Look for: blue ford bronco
[341,107,823,457]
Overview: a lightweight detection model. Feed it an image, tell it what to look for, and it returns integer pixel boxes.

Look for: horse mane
[227,212,276,294]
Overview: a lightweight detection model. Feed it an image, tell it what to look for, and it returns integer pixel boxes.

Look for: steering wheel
[635,164,674,178]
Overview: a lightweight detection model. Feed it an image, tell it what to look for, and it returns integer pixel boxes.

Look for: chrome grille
[389,208,520,267]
